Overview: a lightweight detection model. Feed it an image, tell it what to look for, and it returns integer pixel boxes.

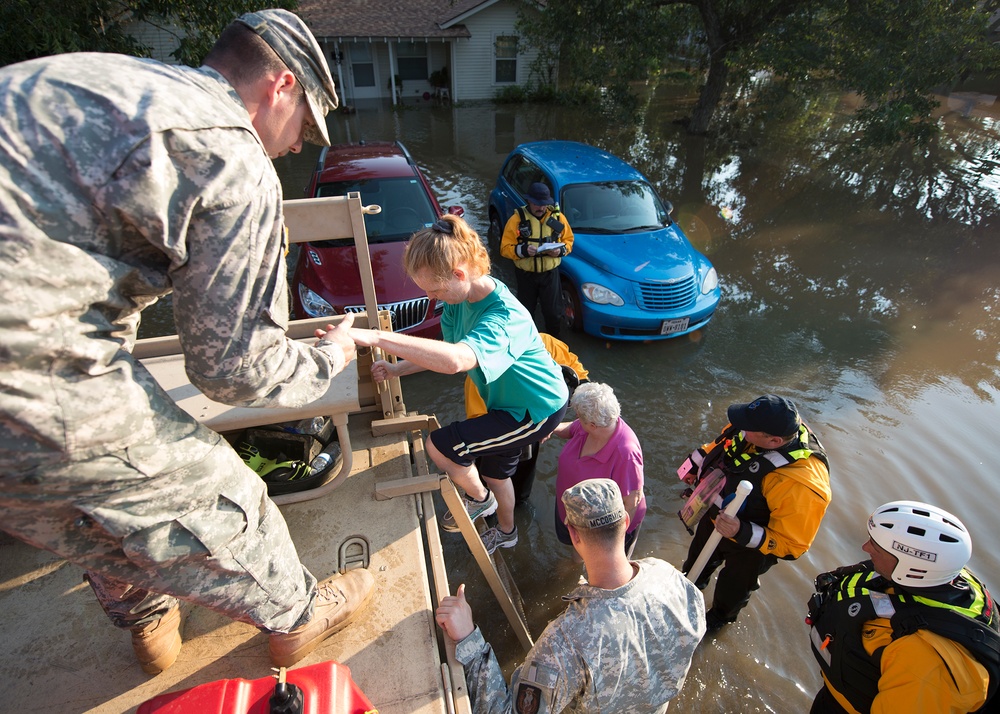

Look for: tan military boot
[130,606,182,675]
[269,569,375,668]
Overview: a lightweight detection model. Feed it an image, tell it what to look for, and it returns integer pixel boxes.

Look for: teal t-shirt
[442,279,567,422]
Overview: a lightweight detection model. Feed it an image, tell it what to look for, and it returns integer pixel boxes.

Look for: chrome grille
[345,297,430,332]
[635,276,697,311]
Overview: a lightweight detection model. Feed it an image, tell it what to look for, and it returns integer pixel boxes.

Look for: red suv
[291,141,463,338]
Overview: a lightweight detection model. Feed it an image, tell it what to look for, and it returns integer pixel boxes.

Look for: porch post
[334,41,346,105]
[388,40,398,106]
[449,39,457,103]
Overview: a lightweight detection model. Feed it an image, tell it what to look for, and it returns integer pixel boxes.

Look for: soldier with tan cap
[436,479,705,713]
[0,9,372,674]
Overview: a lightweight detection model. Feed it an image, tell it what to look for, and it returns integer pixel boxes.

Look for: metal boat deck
[0,411,457,713]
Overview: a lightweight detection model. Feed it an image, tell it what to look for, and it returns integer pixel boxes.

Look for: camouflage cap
[236,8,338,146]
[562,479,626,529]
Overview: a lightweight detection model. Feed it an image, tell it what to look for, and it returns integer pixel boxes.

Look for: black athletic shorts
[430,403,566,480]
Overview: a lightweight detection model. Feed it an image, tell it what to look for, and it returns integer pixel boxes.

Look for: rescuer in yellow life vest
[807,501,998,714]
[500,182,575,337]
[677,394,831,631]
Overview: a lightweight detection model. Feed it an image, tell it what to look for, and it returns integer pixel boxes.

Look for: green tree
[0,0,296,68]
[520,0,1000,143]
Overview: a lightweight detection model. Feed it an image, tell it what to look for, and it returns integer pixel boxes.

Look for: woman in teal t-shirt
[345,214,567,554]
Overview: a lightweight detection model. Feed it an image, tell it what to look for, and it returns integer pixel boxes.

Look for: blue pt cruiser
[488,140,720,341]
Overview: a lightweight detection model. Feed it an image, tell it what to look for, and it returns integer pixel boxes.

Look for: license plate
[660,318,690,335]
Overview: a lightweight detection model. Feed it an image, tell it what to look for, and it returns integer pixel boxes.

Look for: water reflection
[138,79,1000,712]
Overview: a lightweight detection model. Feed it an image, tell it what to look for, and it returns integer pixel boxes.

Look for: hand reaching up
[435,583,475,642]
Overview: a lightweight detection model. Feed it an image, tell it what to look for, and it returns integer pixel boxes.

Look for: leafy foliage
[518,0,1000,143]
[494,82,599,104]
[0,0,297,68]
[822,0,998,144]
[518,0,691,107]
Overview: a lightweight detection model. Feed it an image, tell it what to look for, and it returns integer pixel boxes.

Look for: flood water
[148,78,1000,711]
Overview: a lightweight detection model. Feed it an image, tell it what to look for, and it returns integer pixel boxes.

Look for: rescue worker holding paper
[677,394,831,631]
[500,182,574,337]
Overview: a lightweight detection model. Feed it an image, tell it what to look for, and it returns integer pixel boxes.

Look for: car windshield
[316,178,437,242]
[560,181,670,234]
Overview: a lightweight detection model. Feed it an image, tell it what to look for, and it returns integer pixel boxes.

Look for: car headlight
[581,283,625,306]
[297,284,337,317]
[701,267,719,294]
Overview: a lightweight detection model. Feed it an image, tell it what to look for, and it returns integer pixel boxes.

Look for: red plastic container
[137,660,376,714]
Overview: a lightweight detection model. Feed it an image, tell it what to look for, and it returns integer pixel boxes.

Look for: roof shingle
[298,0,486,40]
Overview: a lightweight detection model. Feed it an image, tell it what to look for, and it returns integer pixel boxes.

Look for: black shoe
[705,609,733,632]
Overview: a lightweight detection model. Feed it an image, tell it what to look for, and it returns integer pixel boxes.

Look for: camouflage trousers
[0,425,317,633]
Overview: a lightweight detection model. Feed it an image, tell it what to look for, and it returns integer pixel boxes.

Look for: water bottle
[309,441,341,475]
[309,452,333,475]
[286,416,326,435]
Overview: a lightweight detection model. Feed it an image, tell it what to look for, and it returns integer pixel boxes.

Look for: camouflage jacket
[455,558,706,714]
[0,53,347,465]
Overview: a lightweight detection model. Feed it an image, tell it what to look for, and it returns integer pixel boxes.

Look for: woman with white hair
[551,382,646,555]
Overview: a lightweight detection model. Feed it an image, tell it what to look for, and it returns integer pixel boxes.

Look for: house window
[396,41,428,81]
[495,35,518,84]
[350,43,375,87]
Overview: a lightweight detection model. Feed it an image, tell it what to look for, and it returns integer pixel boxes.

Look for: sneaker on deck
[481,525,518,554]
[441,490,498,532]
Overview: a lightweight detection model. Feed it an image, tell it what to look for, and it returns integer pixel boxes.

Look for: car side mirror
[663,200,674,215]
[447,205,465,217]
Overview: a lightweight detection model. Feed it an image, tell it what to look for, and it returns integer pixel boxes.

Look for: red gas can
[137,660,376,714]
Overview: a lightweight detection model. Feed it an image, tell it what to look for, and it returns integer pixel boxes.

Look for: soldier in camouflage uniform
[0,9,374,674]
[435,479,706,713]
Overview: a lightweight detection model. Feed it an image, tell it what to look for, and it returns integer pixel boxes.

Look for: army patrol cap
[562,479,626,529]
[236,8,338,146]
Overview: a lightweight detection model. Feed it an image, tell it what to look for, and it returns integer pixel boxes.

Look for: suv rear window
[315,178,437,242]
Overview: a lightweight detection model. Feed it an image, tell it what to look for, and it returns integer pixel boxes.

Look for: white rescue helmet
[868,500,972,587]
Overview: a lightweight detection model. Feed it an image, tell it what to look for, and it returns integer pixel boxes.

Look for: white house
[299,0,548,104]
